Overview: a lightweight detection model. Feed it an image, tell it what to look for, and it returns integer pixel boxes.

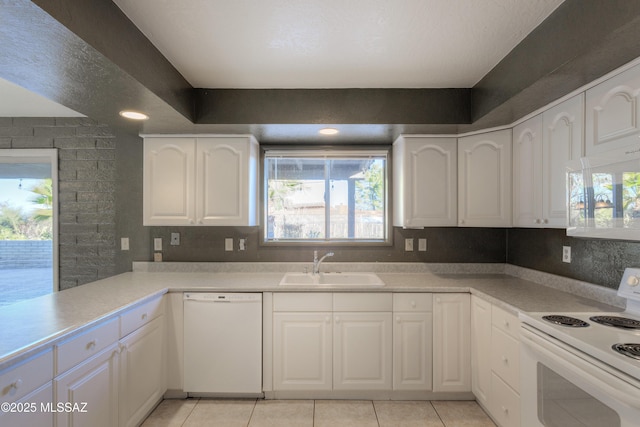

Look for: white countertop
[0,265,623,371]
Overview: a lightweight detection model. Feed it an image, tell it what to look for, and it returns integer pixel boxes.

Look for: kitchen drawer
[393,293,432,312]
[55,317,119,375]
[121,295,164,337]
[333,293,392,312]
[0,349,52,403]
[491,326,520,392]
[490,372,521,427]
[0,381,53,427]
[492,305,519,339]
[273,292,333,312]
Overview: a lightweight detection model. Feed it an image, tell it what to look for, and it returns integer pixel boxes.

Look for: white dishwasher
[183,292,262,396]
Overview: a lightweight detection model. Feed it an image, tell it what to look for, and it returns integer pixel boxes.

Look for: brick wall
[0,117,116,290]
[0,240,53,268]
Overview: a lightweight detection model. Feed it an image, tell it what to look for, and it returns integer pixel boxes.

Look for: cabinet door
[333,312,392,390]
[0,382,53,427]
[458,130,512,227]
[196,137,258,226]
[470,296,492,407]
[273,312,332,391]
[433,294,471,393]
[55,343,119,427]
[542,94,584,228]
[586,63,640,155]
[393,137,457,227]
[393,312,433,390]
[143,137,196,225]
[512,115,543,227]
[119,316,165,427]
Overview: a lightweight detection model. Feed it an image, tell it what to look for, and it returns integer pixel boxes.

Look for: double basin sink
[279,272,385,287]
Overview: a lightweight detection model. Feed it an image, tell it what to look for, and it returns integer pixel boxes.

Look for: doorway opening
[0,149,58,306]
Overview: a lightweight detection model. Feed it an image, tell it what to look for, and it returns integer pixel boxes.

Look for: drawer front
[120,295,165,337]
[393,293,432,312]
[273,293,333,312]
[56,317,119,375]
[333,293,392,312]
[0,381,53,427]
[0,349,53,403]
[490,372,521,427]
[492,305,519,339]
[491,327,520,391]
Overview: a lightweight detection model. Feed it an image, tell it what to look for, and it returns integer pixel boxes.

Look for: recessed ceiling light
[319,128,339,135]
[119,110,149,120]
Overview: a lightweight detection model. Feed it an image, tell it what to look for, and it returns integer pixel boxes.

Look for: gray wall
[3,118,640,292]
[507,228,640,290]
[0,117,117,289]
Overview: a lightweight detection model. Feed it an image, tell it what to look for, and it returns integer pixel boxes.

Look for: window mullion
[324,159,331,240]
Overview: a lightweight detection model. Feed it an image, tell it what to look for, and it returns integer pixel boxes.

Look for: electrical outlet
[170,233,180,246]
[153,252,162,262]
[562,246,571,263]
[239,238,246,251]
[225,238,234,251]
[405,238,414,251]
[120,237,129,251]
[418,238,427,251]
[153,238,162,251]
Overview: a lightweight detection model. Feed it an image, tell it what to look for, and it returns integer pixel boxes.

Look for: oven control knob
[627,275,640,287]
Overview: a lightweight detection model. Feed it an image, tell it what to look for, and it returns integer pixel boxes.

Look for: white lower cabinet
[470,296,521,427]
[392,293,433,391]
[273,312,332,390]
[52,295,166,427]
[433,293,471,393]
[333,312,392,390]
[55,343,120,427]
[119,315,165,427]
[471,296,492,407]
[0,349,54,427]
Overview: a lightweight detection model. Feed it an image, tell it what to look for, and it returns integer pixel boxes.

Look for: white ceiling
[0,78,83,118]
[113,0,564,89]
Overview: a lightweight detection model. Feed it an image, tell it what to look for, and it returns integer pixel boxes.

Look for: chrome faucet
[312,250,334,275]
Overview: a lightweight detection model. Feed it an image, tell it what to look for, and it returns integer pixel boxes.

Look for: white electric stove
[519,268,640,427]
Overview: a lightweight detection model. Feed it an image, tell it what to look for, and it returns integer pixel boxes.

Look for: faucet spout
[312,250,334,275]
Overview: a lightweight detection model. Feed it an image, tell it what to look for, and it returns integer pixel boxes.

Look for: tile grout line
[429,401,448,427]
[246,398,258,427]
[180,397,200,427]
[371,400,380,427]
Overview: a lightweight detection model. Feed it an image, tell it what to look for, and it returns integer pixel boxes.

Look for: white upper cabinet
[143,135,259,226]
[144,137,196,225]
[513,115,543,228]
[586,63,640,155]
[393,136,457,227]
[196,137,259,226]
[513,96,584,229]
[541,94,584,227]
[458,130,512,227]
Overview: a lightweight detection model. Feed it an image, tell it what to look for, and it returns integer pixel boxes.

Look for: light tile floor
[142,399,497,427]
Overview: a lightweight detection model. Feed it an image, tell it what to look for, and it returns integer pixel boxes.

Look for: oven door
[520,325,640,427]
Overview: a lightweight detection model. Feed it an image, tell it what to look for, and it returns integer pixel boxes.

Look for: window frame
[260,146,392,246]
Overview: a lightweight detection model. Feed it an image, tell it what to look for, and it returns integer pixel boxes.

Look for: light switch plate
[120,237,129,251]
[154,238,162,251]
[405,238,414,251]
[225,238,234,251]
[418,238,427,251]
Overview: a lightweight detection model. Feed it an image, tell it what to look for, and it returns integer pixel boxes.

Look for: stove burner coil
[589,316,640,330]
[542,315,590,327]
[612,343,640,360]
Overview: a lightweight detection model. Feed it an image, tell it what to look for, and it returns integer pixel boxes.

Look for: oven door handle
[521,326,640,410]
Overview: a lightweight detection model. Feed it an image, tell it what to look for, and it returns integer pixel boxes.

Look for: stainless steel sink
[279,272,385,287]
